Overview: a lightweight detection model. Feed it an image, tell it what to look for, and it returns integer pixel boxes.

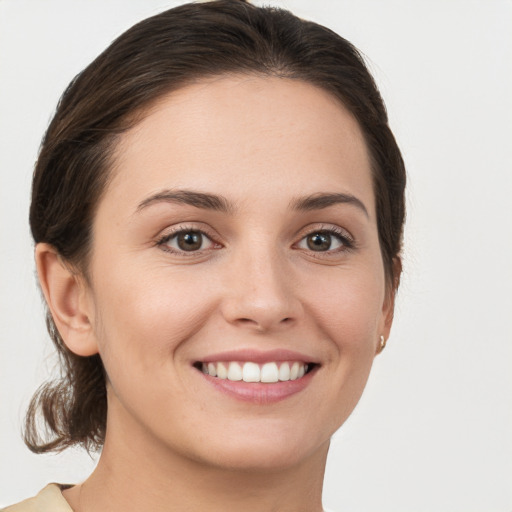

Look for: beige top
[1,485,73,512]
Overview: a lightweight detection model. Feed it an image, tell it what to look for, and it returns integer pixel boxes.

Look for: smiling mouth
[194,361,316,383]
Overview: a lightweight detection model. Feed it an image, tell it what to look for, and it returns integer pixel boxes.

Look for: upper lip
[196,349,320,365]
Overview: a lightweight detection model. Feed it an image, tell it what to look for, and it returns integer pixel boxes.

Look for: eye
[296,228,352,252]
[158,229,217,253]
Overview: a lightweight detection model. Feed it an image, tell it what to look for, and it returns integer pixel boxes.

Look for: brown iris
[177,231,203,251]
[306,233,332,251]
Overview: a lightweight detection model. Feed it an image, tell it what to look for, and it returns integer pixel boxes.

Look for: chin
[183,420,332,472]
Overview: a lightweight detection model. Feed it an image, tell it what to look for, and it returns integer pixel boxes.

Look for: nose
[220,246,302,333]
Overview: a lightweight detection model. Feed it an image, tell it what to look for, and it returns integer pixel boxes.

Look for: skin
[37,75,396,512]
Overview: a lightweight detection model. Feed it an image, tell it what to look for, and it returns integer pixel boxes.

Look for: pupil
[177,232,202,251]
[307,233,331,251]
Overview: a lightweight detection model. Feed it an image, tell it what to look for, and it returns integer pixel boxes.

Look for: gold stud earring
[378,335,387,353]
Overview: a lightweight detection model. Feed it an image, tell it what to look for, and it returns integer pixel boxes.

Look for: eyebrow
[290,192,369,217]
[136,189,368,218]
[136,190,234,214]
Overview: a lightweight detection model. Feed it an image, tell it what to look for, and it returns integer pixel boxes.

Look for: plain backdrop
[1,1,511,511]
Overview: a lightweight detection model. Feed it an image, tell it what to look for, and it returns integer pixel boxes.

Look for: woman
[2,0,405,510]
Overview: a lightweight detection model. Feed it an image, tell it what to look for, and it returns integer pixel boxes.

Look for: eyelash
[156,225,219,256]
[155,224,355,256]
[295,226,355,254]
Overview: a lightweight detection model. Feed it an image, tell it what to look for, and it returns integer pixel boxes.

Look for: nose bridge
[221,239,300,331]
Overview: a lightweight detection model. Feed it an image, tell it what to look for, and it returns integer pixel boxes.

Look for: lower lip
[197,368,316,404]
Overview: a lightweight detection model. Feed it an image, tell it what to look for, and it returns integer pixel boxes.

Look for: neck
[64,411,328,512]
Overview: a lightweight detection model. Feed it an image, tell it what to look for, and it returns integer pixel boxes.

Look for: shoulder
[1,485,73,512]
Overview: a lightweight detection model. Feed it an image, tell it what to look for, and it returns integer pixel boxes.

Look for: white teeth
[227,362,243,381]
[260,362,279,383]
[290,362,299,380]
[201,361,310,383]
[216,362,228,379]
[242,362,260,382]
[278,362,290,381]
[207,362,217,377]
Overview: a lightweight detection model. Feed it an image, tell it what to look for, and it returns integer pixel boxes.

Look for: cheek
[89,261,217,373]
[301,266,384,428]
[303,263,385,349]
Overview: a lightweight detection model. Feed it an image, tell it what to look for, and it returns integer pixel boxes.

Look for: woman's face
[82,75,394,470]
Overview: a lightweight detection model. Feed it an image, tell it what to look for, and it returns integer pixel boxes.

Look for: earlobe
[35,243,99,357]
[376,256,402,355]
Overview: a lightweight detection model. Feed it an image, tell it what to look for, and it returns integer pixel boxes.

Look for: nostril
[230,313,296,332]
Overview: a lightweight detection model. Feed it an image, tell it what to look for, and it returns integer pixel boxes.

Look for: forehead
[105,75,374,216]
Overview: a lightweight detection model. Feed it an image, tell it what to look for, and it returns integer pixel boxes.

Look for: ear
[35,243,99,357]
[376,256,402,355]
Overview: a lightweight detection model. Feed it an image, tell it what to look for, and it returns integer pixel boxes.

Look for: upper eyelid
[155,224,221,250]
[295,223,354,242]
[157,223,218,239]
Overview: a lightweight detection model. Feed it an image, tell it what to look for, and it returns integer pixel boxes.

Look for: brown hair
[25,0,406,453]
